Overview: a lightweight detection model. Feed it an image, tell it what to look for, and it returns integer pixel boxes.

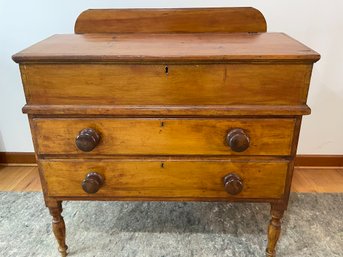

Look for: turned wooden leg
[48,201,68,257]
[266,203,285,257]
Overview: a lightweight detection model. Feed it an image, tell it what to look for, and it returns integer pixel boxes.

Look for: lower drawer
[41,159,288,200]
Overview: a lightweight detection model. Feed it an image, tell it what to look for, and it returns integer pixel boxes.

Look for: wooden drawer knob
[223,173,244,195]
[82,172,104,194]
[226,128,250,152]
[75,128,100,152]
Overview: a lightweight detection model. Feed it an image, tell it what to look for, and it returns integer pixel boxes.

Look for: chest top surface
[12,33,319,64]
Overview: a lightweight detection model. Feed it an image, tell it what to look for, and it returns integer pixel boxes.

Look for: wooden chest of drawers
[13,8,320,257]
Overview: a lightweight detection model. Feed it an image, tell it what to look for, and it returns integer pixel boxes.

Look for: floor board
[291,167,343,193]
[0,165,342,193]
[0,166,41,192]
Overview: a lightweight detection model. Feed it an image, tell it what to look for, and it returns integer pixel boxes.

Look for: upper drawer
[20,63,312,105]
[31,118,295,156]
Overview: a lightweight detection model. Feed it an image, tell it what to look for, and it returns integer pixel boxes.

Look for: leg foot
[266,203,285,257]
[48,201,68,257]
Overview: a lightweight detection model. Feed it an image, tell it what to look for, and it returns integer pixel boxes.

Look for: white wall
[0,0,342,153]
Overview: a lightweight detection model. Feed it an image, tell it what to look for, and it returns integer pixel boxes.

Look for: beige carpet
[0,193,342,257]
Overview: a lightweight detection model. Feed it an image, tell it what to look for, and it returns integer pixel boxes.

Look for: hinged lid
[12,33,320,64]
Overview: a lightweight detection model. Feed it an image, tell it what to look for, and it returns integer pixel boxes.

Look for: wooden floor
[0,166,41,192]
[291,167,343,192]
[0,165,342,193]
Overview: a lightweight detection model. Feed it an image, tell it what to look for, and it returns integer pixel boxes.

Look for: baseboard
[295,155,343,167]
[1,152,343,167]
[0,152,36,165]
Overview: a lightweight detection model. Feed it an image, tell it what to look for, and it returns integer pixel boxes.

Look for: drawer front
[21,63,312,105]
[32,118,295,156]
[41,159,288,199]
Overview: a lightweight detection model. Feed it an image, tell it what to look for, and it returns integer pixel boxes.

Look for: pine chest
[13,8,320,257]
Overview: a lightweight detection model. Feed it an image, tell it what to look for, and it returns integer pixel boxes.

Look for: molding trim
[0,152,36,165]
[295,154,343,167]
[1,152,343,167]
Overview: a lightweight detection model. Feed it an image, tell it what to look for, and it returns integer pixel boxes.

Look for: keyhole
[165,65,169,75]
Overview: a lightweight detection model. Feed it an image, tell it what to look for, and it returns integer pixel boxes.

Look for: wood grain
[32,118,295,156]
[6,153,343,167]
[291,167,343,193]
[12,33,320,63]
[48,201,68,257]
[0,166,41,191]
[282,117,302,208]
[2,166,342,193]
[40,159,288,200]
[20,63,313,105]
[22,104,311,116]
[74,8,267,34]
[266,203,285,257]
